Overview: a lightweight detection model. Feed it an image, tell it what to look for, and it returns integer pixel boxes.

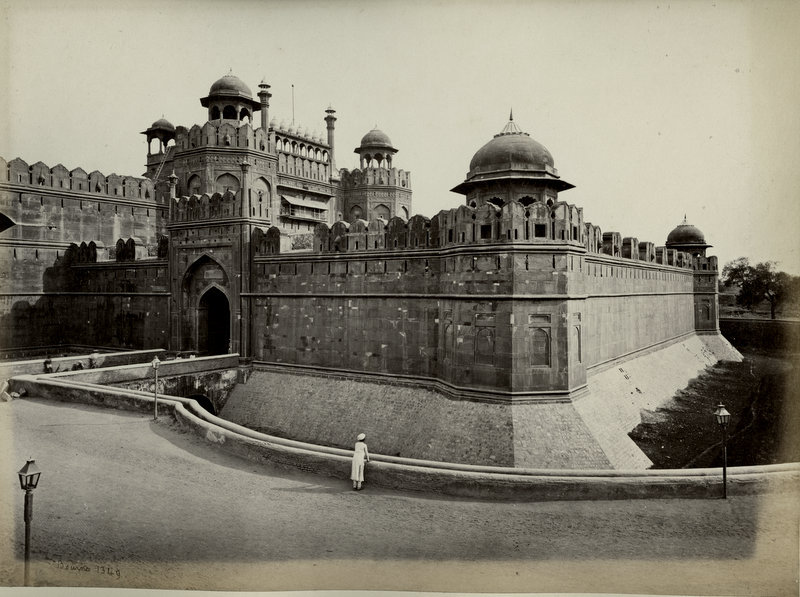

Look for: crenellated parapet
[251,226,283,256]
[1,156,155,200]
[622,237,639,260]
[252,194,697,272]
[64,241,99,264]
[638,242,656,263]
[171,191,239,223]
[584,223,602,253]
[175,122,271,153]
[283,197,594,254]
[692,254,718,272]
[339,167,411,189]
[602,232,622,257]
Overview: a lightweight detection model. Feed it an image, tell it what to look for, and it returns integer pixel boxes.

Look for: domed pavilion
[200,72,262,123]
[666,216,712,257]
[451,112,574,206]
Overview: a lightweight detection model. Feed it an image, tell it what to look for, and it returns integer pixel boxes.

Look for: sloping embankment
[222,333,743,469]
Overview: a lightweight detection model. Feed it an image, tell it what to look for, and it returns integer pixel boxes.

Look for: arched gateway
[180,255,231,355]
[198,287,230,355]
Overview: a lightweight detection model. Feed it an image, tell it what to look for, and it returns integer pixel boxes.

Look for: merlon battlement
[171,123,272,153]
[171,192,240,222]
[1,156,155,200]
[339,167,411,189]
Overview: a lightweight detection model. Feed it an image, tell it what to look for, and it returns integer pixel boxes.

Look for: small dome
[360,128,393,149]
[666,218,708,246]
[208,74,253,98]
[150,118,175,131]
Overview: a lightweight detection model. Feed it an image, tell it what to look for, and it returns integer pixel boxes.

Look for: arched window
[374,204,391,220]
[215,173,240,194]
[252,178,270,216]
[222,105,237,120]
[210,106,221,120]
[475,328,494,365]
[531,328,550,367]
[488,197,504,208]
[187,175,202,195]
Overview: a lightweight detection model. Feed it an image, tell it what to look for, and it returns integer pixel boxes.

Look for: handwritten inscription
[52,560,121,579]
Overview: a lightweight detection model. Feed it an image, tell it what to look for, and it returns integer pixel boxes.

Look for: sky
[1,0,798,274]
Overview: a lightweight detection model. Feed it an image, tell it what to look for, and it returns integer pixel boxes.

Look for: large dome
[666,218,708,247]
[208,74,253,98]
[359,128,394,150]
[469,131,554,174]
[451,115,573,195]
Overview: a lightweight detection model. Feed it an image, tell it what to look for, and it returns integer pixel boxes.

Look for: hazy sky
[1,0,798,273]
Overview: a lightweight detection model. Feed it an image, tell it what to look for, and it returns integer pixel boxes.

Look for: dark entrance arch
[188,394,217,415]
[198,287,230,355]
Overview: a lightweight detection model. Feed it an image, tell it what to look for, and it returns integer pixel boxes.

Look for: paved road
[1,398,797,595]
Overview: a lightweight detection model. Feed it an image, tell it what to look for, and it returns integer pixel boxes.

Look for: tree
[722,258,790,319]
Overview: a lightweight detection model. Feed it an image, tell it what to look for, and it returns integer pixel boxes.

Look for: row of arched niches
[252,199,707,270]
[1,157,155,199]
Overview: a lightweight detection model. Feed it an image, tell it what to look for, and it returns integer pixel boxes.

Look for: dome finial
[509,108,514,121]
[499,113,523,136]
[682,214,688,225]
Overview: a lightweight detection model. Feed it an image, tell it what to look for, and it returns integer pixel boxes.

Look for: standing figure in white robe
[351,433,370,490]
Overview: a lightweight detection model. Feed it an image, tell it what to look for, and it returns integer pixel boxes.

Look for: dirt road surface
[1,398,797,596]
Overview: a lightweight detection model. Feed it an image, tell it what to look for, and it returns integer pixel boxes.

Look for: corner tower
[667,217,720,334]
[339,127,412,222]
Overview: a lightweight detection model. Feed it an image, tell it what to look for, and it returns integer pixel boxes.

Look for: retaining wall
[720,318,800,353]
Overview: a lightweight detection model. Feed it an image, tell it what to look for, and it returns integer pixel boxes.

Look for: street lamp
[18,460,41,586]
[714,403,731,499]
[151,356,160,420]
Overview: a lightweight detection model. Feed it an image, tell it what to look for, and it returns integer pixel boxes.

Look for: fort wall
[0,158,166,292]
[0,156,168,349]
[0,257,169,351]
[246,199,701,400]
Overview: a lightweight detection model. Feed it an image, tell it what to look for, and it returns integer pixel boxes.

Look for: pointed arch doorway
[198,286,230,355]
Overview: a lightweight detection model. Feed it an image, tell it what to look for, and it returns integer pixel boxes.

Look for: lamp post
[151,356,160,420]
[18,460,41,586]
[714,403,731,499]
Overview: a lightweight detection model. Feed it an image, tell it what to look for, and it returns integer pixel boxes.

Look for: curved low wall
[9,373,799,501]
